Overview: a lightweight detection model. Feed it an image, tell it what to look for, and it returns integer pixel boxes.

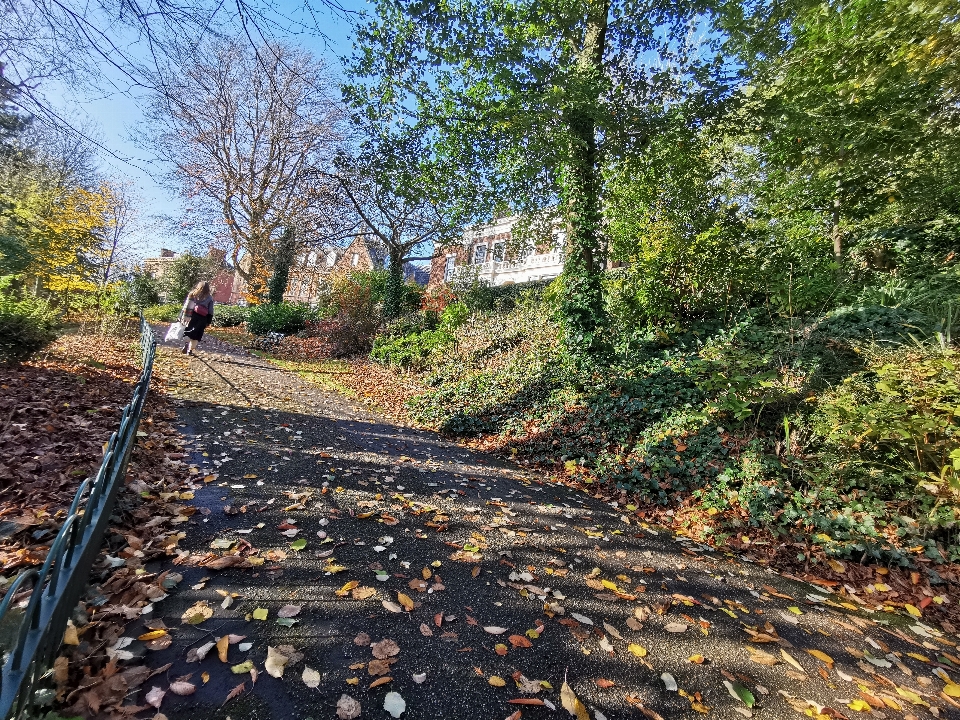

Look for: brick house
[226,235,390,305]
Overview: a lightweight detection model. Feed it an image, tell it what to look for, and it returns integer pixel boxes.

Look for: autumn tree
[348,0,727,353]
[143,38,343,302]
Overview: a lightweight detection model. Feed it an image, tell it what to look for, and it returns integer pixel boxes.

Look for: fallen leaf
[664,623,688,633]
[595,679,616,689]
[383,601,404,613]
[265,646,290,678]
[489,676,507,687]
[223,682,245,706]
[138,630,168,641]
[628,643,647,658]
[302,667,321,688]
[145,686,165,709]
[723,680,755,708]
[372,639,401,659]
[561,680,590,720]
[661,673,677,692]
[384,691,406,718]
[169,681,196,696]
[182,601,213,625]
[807,649,834,668]
[217,636,230,663]
[484,626,509,635]
[278,604,301,618]
[337,694,361,719]
[398,593,415,612]
[251,608,268,621]
[509,635,533,648]
[370,676,393,688]
[780,649,805,673]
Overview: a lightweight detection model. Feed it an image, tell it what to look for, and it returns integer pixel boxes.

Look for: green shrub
[372,328,454,368]
[247,302,312,336]
[371,302,471,368]
[212,304,249,327]
[0,276,59,363]
[143,303,181,323]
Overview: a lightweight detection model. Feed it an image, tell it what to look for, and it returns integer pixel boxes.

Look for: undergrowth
[378,289,960,567]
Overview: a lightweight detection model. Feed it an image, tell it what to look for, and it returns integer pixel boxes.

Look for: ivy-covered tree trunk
[560,0,609,356]
[267,227,296,305]
[384,244,405,319]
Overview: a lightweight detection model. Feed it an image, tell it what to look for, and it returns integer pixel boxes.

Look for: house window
[308,252,317,265]
[326,252,337,267]
[473,244,487,264]
[492,242,505,262]
[444,255,456,281]
[351,253,359,266]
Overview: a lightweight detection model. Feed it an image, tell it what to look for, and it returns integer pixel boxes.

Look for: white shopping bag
[164,321,185,342]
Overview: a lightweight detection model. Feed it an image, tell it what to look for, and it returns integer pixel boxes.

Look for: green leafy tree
[348,0,727,353]
[722,0,960,259]
[160,253,218,306]
[267,227,297,305]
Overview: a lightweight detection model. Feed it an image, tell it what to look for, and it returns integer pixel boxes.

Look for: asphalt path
[134,332,960,720]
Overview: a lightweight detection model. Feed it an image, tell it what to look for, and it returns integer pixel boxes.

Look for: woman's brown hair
[188,281,211,301]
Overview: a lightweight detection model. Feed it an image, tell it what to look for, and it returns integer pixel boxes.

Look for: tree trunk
[560,0,609,357]
[384,244,405,319]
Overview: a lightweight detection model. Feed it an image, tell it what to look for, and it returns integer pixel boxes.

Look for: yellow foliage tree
[18,183,116,293]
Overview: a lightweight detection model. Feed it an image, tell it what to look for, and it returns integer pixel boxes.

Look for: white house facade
[430,215,566,288]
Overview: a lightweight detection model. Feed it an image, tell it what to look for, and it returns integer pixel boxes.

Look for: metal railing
[0,317,157,720]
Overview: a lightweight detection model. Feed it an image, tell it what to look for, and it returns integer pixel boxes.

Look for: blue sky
[43,0,366,258]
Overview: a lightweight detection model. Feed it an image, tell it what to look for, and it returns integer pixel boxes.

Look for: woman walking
[180,281,215,355]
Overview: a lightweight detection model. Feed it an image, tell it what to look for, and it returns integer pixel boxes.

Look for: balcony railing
[453,251,563,282]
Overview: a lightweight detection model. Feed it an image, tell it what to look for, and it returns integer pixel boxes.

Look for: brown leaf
[204,555,249,570]
[368,659,393,676]
[369,676,393,688]
[222,682,245,707]
[354,632,371,646]
[595,679,616,689]
[508,635,533,648]
[371,639,400,659]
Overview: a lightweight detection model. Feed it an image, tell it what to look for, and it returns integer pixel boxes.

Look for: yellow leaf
[63,623,79,646]
[137,630,168,641]
[346,677,359,685]
[398,592,415,612]
[904,604,922,617]
[217,635,230,663]
[780,649,805,673]
[827,559,846,573]
[335,580,360,597]
[807,649,834,667]
[847,699,871,712]
[943,684,960,698]
[560,681,590,720]
[601,579,619,591]
[201,672,210,684]
[895,686,924,705]
[628,643,647,658]
[489,676,506,687]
